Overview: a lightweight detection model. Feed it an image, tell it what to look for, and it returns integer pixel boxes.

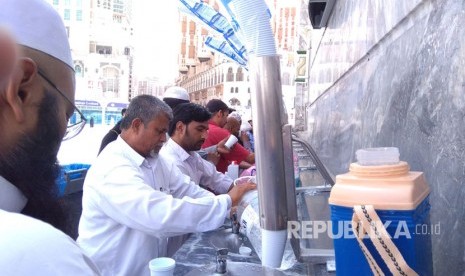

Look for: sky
[132,0,181,83]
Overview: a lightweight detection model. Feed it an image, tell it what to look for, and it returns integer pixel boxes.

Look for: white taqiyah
[163,86,190,101]
[0,0,74,69]
[228,111,242,122]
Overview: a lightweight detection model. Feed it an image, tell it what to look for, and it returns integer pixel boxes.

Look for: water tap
[215,248,228,274]
[231,212,240,234]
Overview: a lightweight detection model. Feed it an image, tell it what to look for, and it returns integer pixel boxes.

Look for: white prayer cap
[228,111,242,122]
[0,0,74,69]
[163,86,190,101]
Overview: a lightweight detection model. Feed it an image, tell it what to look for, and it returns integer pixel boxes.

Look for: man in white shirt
[160,102,235,194]
[77,95,256,276]
[0,1,100,274]
[162,85,229,165]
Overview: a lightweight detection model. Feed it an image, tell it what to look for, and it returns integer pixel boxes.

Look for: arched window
[226,67,234,82]
[75,64,83,77]
[230,87,234,93]
[101,66,120,94]
[229,97,241,106]
[235,87,239,93]
[236,67,243,81]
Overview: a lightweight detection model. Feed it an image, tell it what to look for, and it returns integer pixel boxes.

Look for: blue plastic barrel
[56,163,90,196]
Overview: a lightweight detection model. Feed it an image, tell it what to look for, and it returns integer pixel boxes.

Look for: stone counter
[172,225,309,275]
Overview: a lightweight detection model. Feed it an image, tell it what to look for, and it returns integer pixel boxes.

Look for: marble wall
[303,0,465,274]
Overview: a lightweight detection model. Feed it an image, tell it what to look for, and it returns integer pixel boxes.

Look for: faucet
[231,212,240,234]
[215,248,228,274]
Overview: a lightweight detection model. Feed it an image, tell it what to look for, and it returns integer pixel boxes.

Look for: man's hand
[206,151,220,165]
[227,180,257,207]
[216,136,231,155]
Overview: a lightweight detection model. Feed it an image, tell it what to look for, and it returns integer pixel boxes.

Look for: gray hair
[120,95,173,130]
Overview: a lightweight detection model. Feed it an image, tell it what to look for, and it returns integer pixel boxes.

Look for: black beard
[183,127,202,152]
[0,92,69,234]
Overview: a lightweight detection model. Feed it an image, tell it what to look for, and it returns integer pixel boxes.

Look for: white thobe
[160,138,233,194]
[77,137,231,276]
[0,176,100,276]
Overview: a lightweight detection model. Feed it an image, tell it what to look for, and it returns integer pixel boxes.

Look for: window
[235,87,239,93]
[53,0,59,5]
[226,67,234,82]
[101,67,120,94]
[64,9,70,20]
[75,65,83,77]
[236,68,243,81]
[64,0,71,6]
[230,87,234,93]
[76,10,83,21]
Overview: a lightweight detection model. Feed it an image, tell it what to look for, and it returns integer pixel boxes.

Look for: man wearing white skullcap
[161,86,232,165]
[0,1,99,275]
[163,86,190,109]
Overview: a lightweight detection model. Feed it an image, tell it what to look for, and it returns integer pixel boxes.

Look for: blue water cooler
[329,148,433,275]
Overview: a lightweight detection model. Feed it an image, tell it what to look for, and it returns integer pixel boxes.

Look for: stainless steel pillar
[249,55,288,232]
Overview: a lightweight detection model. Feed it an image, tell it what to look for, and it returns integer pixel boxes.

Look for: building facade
[175,0,306,126]
[47,0,133,125]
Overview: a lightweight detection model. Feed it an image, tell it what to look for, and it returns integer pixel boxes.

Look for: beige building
[176,0,304,125]
[176,0,252,111]
[47,0,134,124]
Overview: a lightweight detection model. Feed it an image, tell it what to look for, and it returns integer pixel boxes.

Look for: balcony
[198,50,211,63]
[179,65,188,74]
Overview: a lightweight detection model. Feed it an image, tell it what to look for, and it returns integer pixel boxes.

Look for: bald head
[224,116,241,136]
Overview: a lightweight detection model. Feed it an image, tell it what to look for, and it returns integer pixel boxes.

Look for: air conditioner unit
[308,0,336,29]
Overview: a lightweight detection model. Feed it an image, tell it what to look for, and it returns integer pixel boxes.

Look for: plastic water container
[226,161,239,180]
[329,148,433,275]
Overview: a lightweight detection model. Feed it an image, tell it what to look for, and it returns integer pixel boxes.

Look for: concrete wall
[303,0,465,274]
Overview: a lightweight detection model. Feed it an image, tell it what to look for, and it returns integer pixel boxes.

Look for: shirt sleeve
[0,211,100,276]
[197,158,233,194]
[90,157,231,238]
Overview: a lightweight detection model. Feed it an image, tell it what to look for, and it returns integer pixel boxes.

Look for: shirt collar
[209,120,220,128]
[116,136,146,167]
[0,175,28,213]
[166,138,192,162]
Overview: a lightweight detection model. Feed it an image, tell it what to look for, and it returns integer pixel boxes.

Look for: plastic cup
[355,147,400,166]
[148,257,175,276]
[224,135,239,149]
[239,246,252,256]
[234,175,256,186]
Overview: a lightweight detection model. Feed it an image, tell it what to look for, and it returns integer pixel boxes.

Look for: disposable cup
[234,175,256,186]
[149,257,175,276]
[225,135,239,149]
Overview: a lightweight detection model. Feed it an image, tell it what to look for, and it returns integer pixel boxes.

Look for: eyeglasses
[37,69,87,141]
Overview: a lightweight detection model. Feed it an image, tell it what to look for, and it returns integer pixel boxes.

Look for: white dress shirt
[0,176,100,276]
[160,139,233,194]
[77,137,231,276]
